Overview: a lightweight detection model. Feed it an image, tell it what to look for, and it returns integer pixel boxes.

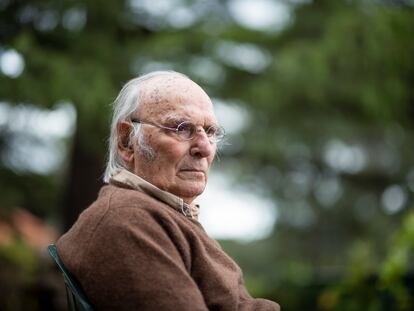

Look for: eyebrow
[163,115,187,125]
[163,115,219,128]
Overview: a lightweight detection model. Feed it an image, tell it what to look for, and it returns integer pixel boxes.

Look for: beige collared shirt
[110,169,200,220]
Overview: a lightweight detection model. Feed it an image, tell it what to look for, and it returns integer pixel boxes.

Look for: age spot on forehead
[150,88,162,105]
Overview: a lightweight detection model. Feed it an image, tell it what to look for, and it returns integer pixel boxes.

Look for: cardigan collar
[110,169,200,220]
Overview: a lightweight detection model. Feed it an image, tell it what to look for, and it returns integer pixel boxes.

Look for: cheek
[152,140,189,170]
[208,147,217,165]
[171,148,189,167]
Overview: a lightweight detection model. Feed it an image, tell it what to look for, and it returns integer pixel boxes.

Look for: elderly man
[56,71,280,310]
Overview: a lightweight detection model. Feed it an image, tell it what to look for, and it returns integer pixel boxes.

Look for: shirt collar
[109,169,200,220]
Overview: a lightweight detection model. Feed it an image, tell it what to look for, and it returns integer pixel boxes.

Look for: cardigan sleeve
[77,206,209,311]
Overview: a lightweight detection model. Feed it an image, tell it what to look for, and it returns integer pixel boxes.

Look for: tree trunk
[61,126,105,232]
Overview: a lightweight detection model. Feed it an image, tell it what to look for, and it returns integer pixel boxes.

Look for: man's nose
[190,129,215,158]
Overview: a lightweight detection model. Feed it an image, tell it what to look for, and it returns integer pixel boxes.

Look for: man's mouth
[181,169,204,172]
[179,168,206,178]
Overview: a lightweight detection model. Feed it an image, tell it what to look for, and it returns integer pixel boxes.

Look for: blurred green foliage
[0,0,414,310]
[317,211,414,311]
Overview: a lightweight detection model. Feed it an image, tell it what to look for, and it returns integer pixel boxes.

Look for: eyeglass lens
[176,122,224,142]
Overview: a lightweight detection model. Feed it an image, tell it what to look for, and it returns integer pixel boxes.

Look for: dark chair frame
[48,244,94,311]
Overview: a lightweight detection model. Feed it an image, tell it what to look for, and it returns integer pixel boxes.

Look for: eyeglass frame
[130,119,226,143]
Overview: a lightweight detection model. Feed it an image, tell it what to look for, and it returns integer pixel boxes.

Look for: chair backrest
[48,244,94,311]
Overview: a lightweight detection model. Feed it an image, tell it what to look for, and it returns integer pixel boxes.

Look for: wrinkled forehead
[137,75,217,123]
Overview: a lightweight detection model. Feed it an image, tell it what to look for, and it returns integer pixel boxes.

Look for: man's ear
[117,121,134,165]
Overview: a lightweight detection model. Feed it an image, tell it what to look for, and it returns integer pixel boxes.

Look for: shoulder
[81,185,198,248]
[103,184,179,225]
[104,185,201,231]
[82,184,168,224]
[57,184,171,257]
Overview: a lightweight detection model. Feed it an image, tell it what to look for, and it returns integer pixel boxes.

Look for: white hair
[103,70,188,183]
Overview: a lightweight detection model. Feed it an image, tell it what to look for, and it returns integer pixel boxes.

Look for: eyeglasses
[131,119,225,143]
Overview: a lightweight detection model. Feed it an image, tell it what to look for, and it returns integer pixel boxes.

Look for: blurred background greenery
[0,0,413,310]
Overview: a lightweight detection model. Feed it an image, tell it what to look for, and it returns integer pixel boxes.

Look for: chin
[175,183,206,200]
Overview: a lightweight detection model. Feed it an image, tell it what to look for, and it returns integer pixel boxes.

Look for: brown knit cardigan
[56,183,280,310]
